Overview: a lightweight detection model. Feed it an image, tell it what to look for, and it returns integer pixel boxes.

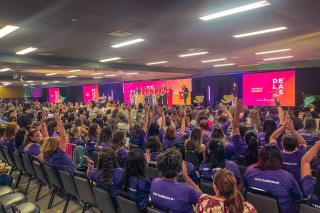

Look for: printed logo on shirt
[254,177,280,185]
[152,192,175,201]
[283,162,297,166]
[129,187,137,192]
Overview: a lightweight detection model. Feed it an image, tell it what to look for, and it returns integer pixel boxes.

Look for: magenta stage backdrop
[123,79,191,105]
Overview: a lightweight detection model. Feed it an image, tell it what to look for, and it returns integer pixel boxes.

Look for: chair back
[74,176,96,205]
[2,146,15,166]
[0,146,7,163]
[73,146,85,167]
[199,177,215,195]
[147,207,164,213]
[65,143,74,160]
[58,170,79,198]
[22,153,36,177]
[300,203,320,213]
[146,166,159,180]
[43,164,63,189]
[246,187,280,213]
[93,186,117,213]
[116,195,140,213]
[12,150,25,171]
[32,160,48,184]
[185,151,200,170]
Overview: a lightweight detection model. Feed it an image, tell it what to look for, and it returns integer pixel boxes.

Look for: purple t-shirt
[258,132,267,148]
[129,130,146,150]
[87,167,123,188]
[222,120,231,135]
[116,147,128,167]
[163,132,185,150]
[44,148,75,173]
[298,129,320,146]
[244,167,302,213]
[199,160,241,184]
[301,175,320,208]
[126,177,151,209]
[150,178,201,213]
[281,146,306,183]
[231,135,248,161]
[69,138,85,147]
[24,143,41,157]
[97,141,111,148]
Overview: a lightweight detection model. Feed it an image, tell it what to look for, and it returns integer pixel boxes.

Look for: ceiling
[0,0,319,87]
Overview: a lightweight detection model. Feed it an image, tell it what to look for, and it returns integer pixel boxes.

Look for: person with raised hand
[301,140,320,207]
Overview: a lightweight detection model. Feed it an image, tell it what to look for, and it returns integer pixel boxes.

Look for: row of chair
[0,145,163,213]
[2,145,320,213]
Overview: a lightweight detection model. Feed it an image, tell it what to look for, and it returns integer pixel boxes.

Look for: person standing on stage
[182,84,189,106]
[140,87,145,105]
[161,85,167,106]
[135,88,140,106]
[167,85,173,108]
[148,86,154,106]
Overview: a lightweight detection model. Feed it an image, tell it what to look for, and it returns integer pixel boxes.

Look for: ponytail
[214,169,244,213]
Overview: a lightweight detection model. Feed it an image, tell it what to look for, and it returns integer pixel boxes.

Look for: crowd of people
[0,98,319,213]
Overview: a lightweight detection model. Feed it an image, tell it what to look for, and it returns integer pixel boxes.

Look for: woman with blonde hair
[40,113,75,173]
[197,169,256,213]
[3,122,19,153]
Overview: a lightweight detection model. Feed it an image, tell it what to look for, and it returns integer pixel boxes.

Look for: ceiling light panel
[16,47,38,55]
[0,68,10,72]
[0,25,20,38]
[200,1,270,21]
[179,51,209,57]
[233,26,287,38]
[146,61,168,65]
[263,56,293,61]
[100,57,122,62]
[45,73,57,76]
[201,58,226,63]
[67,75,77,78]
[255,48,291,55]
[214,63,236,67]
[111,38,145,48]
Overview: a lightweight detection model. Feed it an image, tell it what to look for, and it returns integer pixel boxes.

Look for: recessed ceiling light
[68,69,81,73]
[201,58,226,63]
[2,82,11,86]
[23,84,28,87]
[233,27,287,38]
[46,73,57,76]
[200,1,270,21]
[0,25,20,38]
[67,75,77,78]
[30,83,35,86]
[111,38,145,48]
[16,47,38,55]
[27,80,34,83]
[91,72,103,75]
[179,51,209,58]
[52,81,60,83]
[146,61,168,65]
[263,56,293,61]
[126,72,138,75]
[105,74,116,77]
[93,76,103,79]
[214,63,236,67]
[99,57,122,62]
[255,48,292,55]
[41,82,48,85]
[0,68,10,72]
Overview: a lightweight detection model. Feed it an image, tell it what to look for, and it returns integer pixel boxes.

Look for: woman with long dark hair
[123,149,151,210]
[197,169,256,213]
[23,129,41,156]
[230,100,259,166]
[199,139,241,184]
[86,147,123,208]
[111,130,128,167]
[244,144,302,213]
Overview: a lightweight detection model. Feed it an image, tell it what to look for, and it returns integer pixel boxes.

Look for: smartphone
[47,113,54,119]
